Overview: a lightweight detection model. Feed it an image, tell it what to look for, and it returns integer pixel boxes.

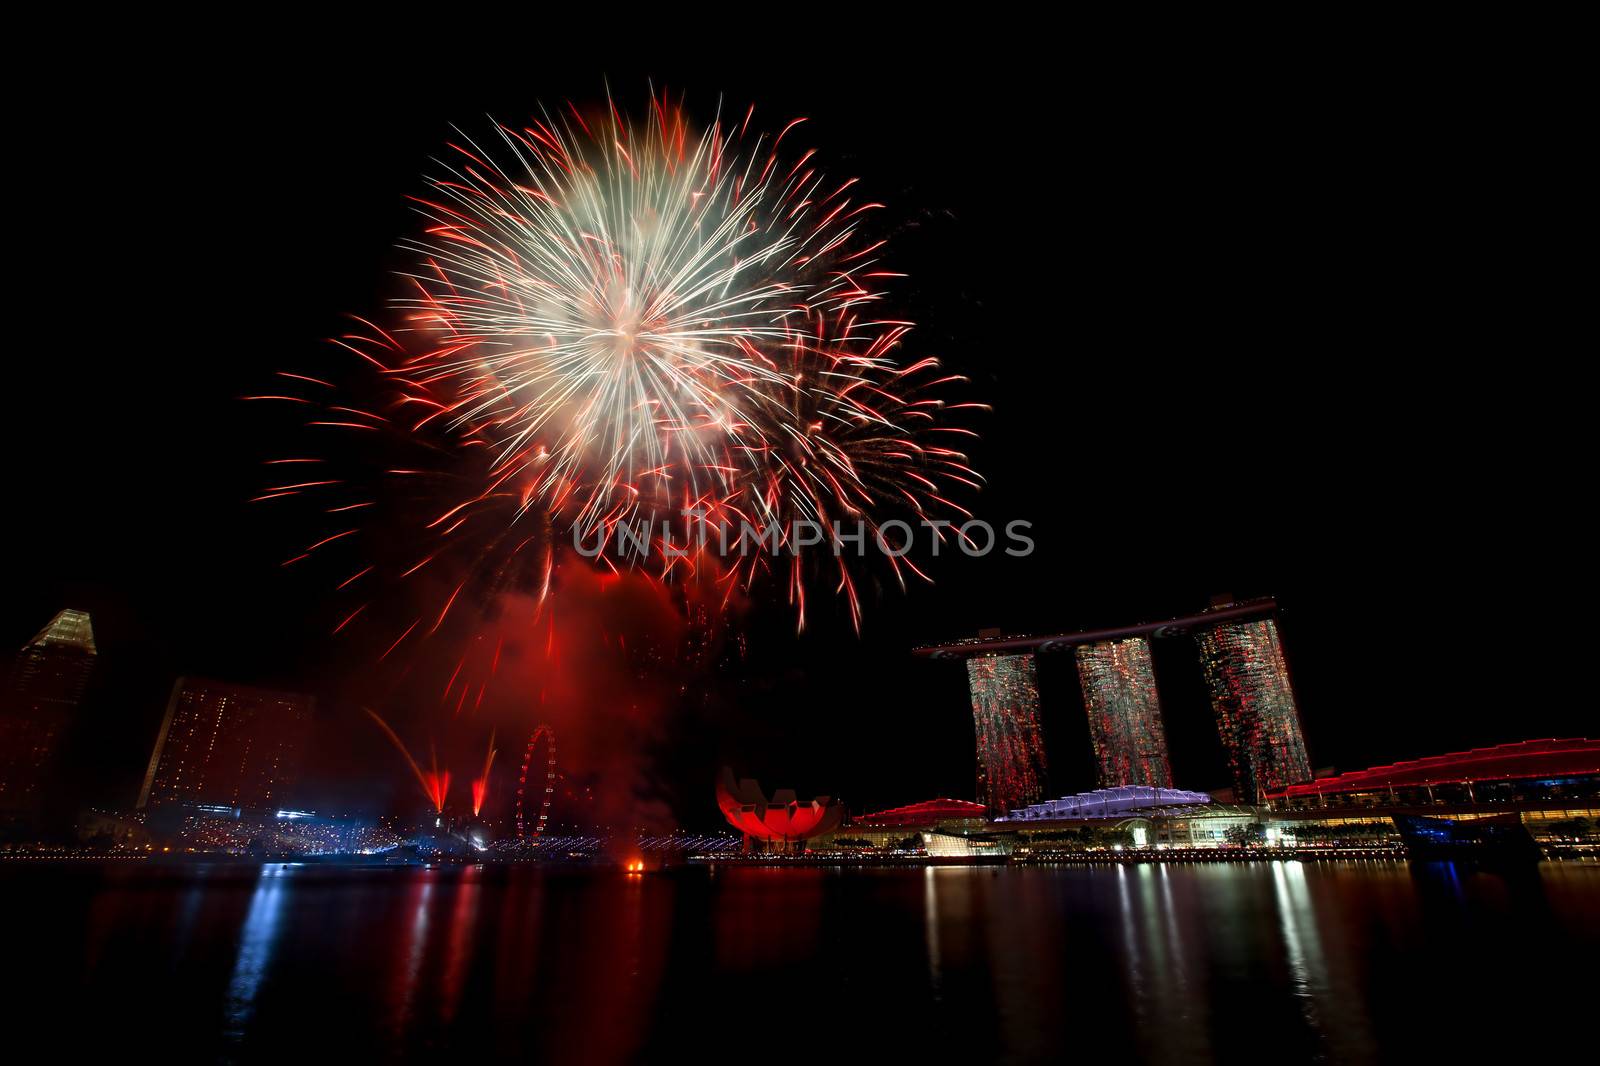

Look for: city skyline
[4,33,1594,1066]
[7,594,1585,832]
[8,59,1583,831]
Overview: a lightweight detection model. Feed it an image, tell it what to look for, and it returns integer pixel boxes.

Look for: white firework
[391,101,889,537]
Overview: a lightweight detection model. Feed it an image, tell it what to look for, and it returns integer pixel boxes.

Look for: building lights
[137,678,314,811]
[1196,618,1312,801]
[0,609,97,821]
[966,654,1049,813]
[1074,638,1173,789]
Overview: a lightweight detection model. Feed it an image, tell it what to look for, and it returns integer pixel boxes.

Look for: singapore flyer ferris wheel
[515,725,557,838]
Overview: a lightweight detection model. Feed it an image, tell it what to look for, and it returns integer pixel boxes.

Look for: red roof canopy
[1271,738,1600,799]
[853,798,988,827]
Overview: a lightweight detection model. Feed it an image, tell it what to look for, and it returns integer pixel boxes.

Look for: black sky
[11,36,1583,823]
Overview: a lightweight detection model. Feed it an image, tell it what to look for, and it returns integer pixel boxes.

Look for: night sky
[12,43,1576,825]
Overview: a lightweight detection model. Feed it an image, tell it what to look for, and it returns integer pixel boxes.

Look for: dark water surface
[5,860,1596,1063]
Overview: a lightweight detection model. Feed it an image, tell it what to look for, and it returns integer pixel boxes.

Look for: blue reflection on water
[223,865,293,1041]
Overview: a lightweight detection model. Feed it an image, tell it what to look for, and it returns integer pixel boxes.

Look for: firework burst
[397,100,879,534]
[256,92,980,641]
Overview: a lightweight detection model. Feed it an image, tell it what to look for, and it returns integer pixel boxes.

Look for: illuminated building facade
[812,798,1002,854]
[1267,737,1600,809]
[1197,618,1312,801]
[1074,637,1173,789]
[716,768,842,851]
[966,654,1049,812]
[851,798,989,828]
[0,610,97,820]
[998,787,1253,851]
[999,785,1211,821]
[137,677,314,810]
[809,798,989,851]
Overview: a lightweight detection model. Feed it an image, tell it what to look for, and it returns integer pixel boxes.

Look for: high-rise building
[138,678,313,811]
[1196,617,1312,801]
[1074,637,1173,789]
[965,654,1049,813]
[0,609,98,820]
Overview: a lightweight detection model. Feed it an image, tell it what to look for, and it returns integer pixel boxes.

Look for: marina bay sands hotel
[915,598,1312,812]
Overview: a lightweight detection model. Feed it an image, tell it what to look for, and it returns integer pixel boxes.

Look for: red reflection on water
[713,867,825,971]
[439,866,481,1023]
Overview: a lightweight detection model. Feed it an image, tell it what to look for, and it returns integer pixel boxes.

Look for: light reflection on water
[923,866,943,998]
[223,864,290,1041]
[389,873,432,1036]
[18,859,1600,1062]
[438,865,480,1024]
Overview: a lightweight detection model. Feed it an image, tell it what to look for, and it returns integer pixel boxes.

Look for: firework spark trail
[724,329,988,629]
[258,91,981,652]
[365,707,450,812]
[471,729,497,816]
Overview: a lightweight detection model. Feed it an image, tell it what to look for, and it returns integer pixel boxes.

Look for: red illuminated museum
[716,769,842,850]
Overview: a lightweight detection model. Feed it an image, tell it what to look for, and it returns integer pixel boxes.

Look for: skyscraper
[965,654,1048,813]
[138,678,313,811]
[1196,617,1312,801]
[0,609,97,821]
[1074,637,1173,789]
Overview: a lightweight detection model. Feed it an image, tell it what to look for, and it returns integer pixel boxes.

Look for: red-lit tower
[1196,617,1311,801]
[1074,637,1173,789]
[965,654,1049,813]
[0,609,98,823]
